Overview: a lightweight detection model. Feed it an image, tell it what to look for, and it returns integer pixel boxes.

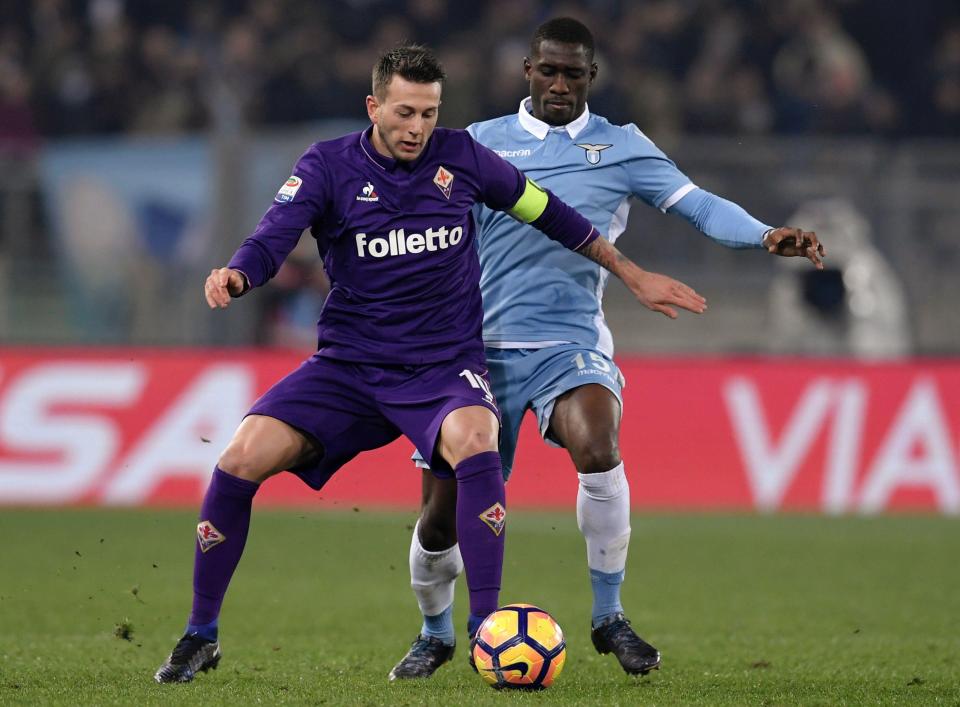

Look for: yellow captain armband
[506,177,549,223]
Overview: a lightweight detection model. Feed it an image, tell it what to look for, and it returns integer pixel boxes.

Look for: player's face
[366,76,441,162]
[524,40,597,126]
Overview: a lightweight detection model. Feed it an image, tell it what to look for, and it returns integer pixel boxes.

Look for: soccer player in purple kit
[154,44,707,684]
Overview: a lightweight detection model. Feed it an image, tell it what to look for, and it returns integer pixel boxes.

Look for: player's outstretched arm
[578,238,707,319]
[204,267,247,309]
[665,189,827,270]
[762,227,826,269]
[496,174,702,317]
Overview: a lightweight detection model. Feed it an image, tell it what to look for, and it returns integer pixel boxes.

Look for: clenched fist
[204,268,247,309]
[762,227,826,269]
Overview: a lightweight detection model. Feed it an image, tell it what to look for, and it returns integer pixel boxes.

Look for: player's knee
[439,406,499,467]
[569,438,621,475]
[217,444,269,482]
[461,428,498,457]
[446,429,498,465]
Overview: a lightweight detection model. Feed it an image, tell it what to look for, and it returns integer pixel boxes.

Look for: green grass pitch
[0,508,958,705]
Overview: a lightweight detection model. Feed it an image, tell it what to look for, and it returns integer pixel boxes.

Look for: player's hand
[204,267,246,309]
[763,227,826,269]
[626,269,707,319]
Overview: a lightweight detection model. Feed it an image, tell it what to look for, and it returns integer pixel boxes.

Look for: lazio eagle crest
[575,143,613,165]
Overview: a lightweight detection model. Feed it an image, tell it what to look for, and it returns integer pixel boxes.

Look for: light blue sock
[421,605,455,646]
[186,618,218,642]
[590,569,625,625]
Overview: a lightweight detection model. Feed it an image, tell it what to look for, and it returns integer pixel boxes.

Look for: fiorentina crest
[479,502,507,536]
[197,520,226,553]
[433,165,454,199]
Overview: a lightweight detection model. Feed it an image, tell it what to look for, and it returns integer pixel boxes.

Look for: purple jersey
[228,127,528,365]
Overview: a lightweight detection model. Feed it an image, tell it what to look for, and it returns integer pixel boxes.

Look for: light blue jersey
[413,100,771,474]
[468,99,770,356]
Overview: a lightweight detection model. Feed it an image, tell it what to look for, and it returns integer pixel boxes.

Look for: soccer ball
[471,604,566,690]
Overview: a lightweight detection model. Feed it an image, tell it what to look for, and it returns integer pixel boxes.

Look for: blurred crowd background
[0,0,958,355]
[3,0,959,143]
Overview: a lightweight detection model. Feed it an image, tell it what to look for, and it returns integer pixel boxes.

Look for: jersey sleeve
[621,124,697,213]
[227,148,328,292]
[668,188,770,249]
[469,138,526,211]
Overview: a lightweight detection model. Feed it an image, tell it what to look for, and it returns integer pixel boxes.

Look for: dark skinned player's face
[524,39,597,126]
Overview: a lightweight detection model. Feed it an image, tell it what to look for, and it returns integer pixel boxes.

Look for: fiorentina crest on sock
[197,520,226,553]
[479,502,506,536]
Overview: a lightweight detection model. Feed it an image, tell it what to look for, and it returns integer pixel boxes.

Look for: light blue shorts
[414,344,624,480]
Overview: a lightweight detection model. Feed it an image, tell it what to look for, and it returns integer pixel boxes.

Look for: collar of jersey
[359,126,420,173]
[517,98,590,140]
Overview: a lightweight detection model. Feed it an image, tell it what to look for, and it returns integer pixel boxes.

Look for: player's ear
[365,95,379,123]
[523,57,533,79]
[589,63,598,84]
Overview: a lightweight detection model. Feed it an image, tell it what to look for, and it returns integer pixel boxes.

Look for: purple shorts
[248,353,499,490]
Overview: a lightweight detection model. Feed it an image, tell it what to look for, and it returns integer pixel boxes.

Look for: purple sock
[455,451,505,627]
[188,466,259,627]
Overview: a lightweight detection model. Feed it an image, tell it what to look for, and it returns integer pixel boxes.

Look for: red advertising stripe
[0,349,957,513]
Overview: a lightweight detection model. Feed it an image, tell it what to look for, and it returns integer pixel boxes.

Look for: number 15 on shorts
[460,369,495,405]
[572,351,626,387]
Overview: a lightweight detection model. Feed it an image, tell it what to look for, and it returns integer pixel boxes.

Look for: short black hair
[530,17,595,62]
[372,44,445,99]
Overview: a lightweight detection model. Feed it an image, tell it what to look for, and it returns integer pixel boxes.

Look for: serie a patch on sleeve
[275,175,303,203]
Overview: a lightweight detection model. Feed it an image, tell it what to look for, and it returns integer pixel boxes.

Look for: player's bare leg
[155,415,319,684]
[437,405,504,655]
[418,472,458,552]
[434,404,502,625]
[391,406,502,680]
[548,384,661,676]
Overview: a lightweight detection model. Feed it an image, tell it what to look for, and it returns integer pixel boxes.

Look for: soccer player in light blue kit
[389,18,825,680]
